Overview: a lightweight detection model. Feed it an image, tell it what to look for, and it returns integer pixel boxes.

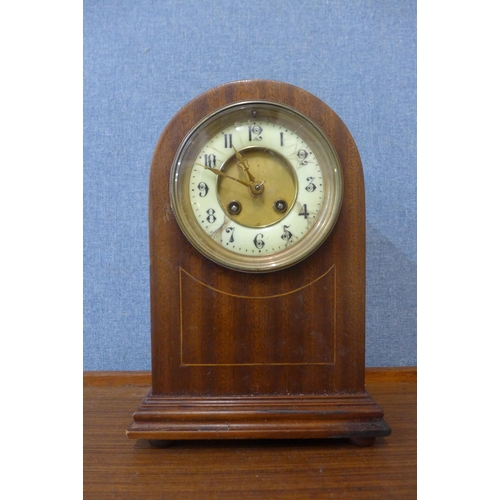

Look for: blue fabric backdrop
[83,0,416,369]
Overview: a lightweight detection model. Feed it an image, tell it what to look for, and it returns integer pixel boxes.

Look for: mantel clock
[127,80,391,446]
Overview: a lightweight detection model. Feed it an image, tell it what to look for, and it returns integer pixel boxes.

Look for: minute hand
[197,163,252,187]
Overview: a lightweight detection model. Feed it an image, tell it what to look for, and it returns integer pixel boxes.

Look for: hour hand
[233,146,256,182]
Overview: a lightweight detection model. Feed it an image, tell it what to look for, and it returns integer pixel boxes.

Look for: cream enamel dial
[170,101,343,272]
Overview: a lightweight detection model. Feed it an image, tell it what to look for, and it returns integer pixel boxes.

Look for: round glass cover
[170,101,343,272]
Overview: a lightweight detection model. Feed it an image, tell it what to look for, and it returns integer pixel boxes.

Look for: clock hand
[197,161,266,196]
[196,163,253,187]
[233,146,256,182]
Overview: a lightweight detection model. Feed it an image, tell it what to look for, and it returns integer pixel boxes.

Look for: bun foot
[350,436,375,447]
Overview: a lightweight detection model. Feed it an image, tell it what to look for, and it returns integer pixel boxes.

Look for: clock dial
[170,101,343,272]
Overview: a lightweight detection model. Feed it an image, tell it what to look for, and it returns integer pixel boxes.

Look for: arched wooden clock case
[127,80,391,446]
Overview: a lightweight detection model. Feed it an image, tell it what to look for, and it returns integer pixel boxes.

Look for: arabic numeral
[305,177,316,192]
[248,124,263,141]
[198,182,209,197]
[225,227,235,243]
[298,204,310,219]
[204,154,216,167]
[297,149,308,165]
[253,233,265,249]
[206,208,217,223]
[281,225,293,241]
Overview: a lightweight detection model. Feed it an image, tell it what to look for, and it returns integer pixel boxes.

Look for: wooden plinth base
[127,391,391,444]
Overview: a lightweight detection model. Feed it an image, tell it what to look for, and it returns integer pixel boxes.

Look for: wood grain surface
[84,368,416,499]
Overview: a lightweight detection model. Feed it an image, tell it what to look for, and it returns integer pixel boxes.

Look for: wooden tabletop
[84,368,416,499]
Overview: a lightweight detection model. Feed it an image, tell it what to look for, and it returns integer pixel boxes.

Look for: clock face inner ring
[170,101,343,272]
[217,146,298,228]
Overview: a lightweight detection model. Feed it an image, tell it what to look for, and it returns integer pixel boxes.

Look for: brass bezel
[170,100,343,273]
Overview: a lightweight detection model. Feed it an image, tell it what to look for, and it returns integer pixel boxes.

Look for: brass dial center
[217,147,298,228]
